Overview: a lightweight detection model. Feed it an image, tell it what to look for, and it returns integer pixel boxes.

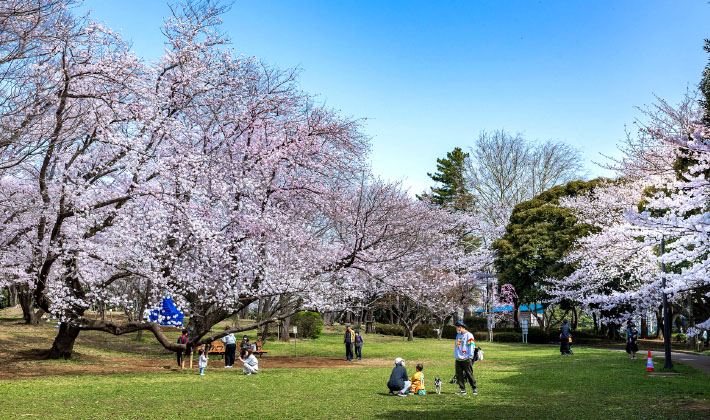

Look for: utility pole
[661,237,674,370]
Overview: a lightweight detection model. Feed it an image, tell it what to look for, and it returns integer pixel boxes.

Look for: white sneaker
[200,373,205,376]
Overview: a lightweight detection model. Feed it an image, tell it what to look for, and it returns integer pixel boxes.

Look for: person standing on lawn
[176,329,188,367]
[559,319,571,355]
[198,349,209,375]
[354,329,364,360]
[454,321,477,395]
[626,322,639,359]
[221,327,237,368]
[344,324,355,361]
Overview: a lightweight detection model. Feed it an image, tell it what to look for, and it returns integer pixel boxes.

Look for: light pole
[661,236,673,370]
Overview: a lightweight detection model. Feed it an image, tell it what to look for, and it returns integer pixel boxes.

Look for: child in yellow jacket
[409,364,426,394]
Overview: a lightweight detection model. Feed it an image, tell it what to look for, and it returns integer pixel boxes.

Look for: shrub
[492,332,522,342]
[442,325,457,339]
[375,323,406,336]
[463,316,487,331]
[291,311,323,339]
[413,324,438,338]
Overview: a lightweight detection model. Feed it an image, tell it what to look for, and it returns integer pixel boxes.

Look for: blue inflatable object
[148,297,184,327]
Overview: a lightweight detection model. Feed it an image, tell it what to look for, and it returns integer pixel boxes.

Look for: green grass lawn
[1,324,709,420]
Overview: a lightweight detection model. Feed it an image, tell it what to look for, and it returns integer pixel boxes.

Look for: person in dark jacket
[354,330,364,360]
[559,319,571,355]
[626,322,639,359]
[176,329,187,367]
[239,335,250,359]
[344,325,355,361]
[387,357,411,396]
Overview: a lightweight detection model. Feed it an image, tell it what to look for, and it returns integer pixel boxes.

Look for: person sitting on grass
[387,357,410,396]
[409,364,426,395]
[198,349,208,376]
[240,349,259,375]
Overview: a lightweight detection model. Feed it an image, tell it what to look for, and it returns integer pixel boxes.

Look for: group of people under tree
[175,328,258,376]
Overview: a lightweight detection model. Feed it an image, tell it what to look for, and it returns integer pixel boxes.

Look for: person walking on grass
[240,349,259,375]
[354,329,364,360]
[221,326,237,368]
[387,357,410,396]
[559,319,571,355]
[198,349,208,375]
[453,320,477,396]
[626,322,639,360]
[344,325,355,361]
[176,329,188,367]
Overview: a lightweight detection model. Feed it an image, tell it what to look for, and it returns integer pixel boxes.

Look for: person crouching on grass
[241,349,259,375]
[387,357,410,396]
[453,320,477,395]
[198,349,208,376]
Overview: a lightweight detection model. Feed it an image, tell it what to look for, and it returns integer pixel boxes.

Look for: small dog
[434,378,442,394]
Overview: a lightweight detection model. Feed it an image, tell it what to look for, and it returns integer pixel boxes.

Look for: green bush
[442,325,457,339]
[672,332,687,343]
[291,311,323,339]
[492,332,522,342]
[413,324,438,338]
[463,316,487,331]
[376,323,406,336]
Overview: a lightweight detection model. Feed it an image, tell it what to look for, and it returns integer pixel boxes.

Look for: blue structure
[149,297,184,327]
[474,304,544,314]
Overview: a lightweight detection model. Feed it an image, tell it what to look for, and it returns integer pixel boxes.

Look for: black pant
[355,345,362,359]
[345,343,353,360]
[560,339,569,354]
[176,351,183,367]
[225,343,237,366]
[455,359,476,391]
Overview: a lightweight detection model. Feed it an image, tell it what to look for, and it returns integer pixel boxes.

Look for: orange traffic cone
[645,350,654,372]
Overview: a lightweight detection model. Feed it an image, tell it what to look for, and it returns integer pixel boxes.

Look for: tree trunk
[512,298,520,328]
[640,315,648,339]
[365,310,375,334]
[571,306,578,330]
[47,323,81,359]
[656,309,664,340]
[18,287,43,325]
[593,310,598,333]
[260,322,270,342]
[407,326,414,341]
[279,316,290,342]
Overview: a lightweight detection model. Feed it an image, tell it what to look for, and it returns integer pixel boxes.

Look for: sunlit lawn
[1,317,708,420]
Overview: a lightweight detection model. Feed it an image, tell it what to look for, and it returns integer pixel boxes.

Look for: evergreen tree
[420,147,475,211]
[492,179,604,326]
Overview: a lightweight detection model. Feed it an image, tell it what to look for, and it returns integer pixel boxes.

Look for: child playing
[409,364,426,394]
[198,349,208,375]
[241,349,259,375]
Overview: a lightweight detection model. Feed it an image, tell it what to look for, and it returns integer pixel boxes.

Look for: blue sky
[79,1,710,194]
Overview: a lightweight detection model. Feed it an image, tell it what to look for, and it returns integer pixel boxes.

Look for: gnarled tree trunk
[47,323,81,359]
